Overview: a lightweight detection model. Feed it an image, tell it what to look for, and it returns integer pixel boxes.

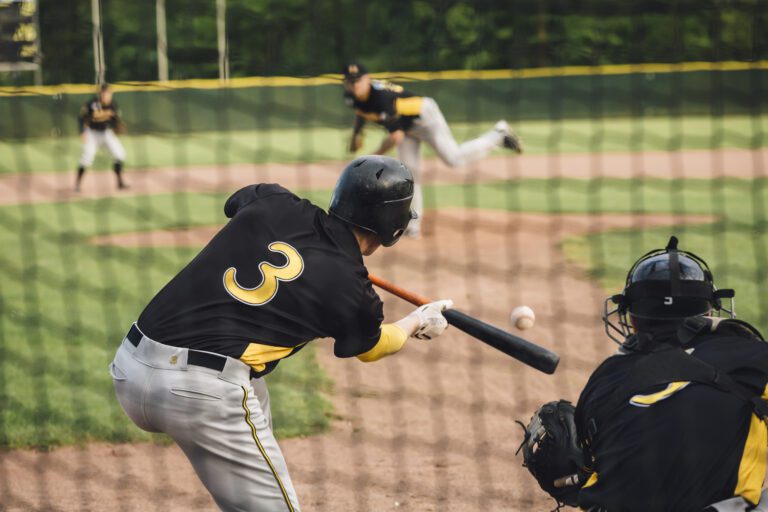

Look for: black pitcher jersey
[79,97,121,132]
[347,80,423,133]
[138,184,384,376]
[575,330,768,512]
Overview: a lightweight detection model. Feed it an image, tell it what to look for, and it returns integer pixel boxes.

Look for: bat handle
[368,274,428,307]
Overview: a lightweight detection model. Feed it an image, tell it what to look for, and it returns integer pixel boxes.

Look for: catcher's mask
[603,236,735,344]
[329,155,417,247]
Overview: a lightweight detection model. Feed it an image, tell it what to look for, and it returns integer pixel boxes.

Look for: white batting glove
[408,299,453,340]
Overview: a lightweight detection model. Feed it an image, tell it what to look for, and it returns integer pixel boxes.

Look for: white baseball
[510,305,535,330]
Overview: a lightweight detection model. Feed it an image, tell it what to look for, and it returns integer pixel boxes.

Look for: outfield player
[342,63,522,236]
[75,84,128,191]
[109,156,453,512]
[521,237,768,511]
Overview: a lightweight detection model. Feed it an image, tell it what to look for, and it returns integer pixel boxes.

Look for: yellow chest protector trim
[223,242,304,306]
[629,381,691,407]
[734,383,768,505]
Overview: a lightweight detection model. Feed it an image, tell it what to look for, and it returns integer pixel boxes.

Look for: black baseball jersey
[137,184,384,377]
[346,80,423,133]
[576,326,768,512]
[79,97,120,132]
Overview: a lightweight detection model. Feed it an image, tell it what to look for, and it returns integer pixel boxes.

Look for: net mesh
[1,1,767,510]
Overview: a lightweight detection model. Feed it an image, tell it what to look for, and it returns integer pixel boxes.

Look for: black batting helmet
[603,236,735,343]
[329,156,417,247]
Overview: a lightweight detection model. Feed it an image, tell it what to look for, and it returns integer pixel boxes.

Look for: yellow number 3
[223,242,304,306]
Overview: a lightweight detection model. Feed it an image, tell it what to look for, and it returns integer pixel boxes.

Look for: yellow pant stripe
[240,386,295,512]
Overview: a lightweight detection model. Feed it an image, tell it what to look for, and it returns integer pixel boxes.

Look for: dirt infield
[0,147,764,206]
[0,208,715,511]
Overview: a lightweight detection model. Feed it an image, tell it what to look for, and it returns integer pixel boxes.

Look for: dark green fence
[2,68,766,139]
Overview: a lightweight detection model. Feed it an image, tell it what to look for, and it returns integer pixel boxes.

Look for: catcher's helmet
[603,236,735,343]
[329,156,417,247]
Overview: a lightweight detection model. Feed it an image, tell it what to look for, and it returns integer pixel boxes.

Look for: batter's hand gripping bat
[369,273,560,375]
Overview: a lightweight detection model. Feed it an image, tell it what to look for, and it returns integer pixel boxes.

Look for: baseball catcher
[520,236,768,511]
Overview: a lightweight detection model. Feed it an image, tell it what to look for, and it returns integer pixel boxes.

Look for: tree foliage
[23,0,768,84]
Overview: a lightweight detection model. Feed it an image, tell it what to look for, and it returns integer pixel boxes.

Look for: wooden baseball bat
[368,273,560,375]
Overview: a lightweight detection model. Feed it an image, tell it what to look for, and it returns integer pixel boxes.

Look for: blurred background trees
[22,0,768,84]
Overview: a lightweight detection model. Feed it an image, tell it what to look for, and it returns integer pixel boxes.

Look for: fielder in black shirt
[75,84,128,191]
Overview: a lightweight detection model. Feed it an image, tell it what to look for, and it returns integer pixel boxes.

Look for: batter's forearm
[355,313,425,363]
[356,323,409,362]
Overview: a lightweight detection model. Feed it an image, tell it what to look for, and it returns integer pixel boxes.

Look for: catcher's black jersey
[575,328,768,512]
[348,80,423,133]
[138,184,384,376]
[79,97,120,131]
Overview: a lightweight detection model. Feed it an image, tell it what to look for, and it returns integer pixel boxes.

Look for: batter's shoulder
[224,183,305,218]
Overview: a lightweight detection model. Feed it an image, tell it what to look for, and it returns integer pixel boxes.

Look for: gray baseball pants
[707,489,768,511]
[79,127,126,166]
[110,324,300,512]
[397,97,505,229]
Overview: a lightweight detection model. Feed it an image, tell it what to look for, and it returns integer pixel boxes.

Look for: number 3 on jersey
[223,242,304,306]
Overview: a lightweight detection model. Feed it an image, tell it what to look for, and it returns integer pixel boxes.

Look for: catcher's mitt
[517,400,588,508]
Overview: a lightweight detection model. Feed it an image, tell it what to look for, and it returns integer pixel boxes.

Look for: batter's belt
[127,324,259,379]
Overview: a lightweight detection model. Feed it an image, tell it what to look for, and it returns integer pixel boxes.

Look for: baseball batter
[75,84,128,192]
[342,63,523,236]
[110,156,453,511]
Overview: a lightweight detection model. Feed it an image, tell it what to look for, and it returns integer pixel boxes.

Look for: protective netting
[1,1,767,511]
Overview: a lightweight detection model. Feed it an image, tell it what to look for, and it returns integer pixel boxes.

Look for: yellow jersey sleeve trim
[239,342,305,372]
[582,472,598,489]
[734,413,768,505]
[356,324,408,363]
[762,382,768,401]
[629,381,690,407]
[394,97,423,116]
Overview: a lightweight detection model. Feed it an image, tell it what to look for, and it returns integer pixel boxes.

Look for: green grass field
[1,114,765,174]
[1,176,766,449]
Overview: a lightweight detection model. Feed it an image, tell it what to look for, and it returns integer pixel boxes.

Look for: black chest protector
[584,318,768,444]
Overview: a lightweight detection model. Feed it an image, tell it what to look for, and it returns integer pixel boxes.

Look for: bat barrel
[444,309,560,374]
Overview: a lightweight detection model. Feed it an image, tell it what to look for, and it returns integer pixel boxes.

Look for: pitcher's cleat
[494,120,523,154]
[503,131,524,154]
